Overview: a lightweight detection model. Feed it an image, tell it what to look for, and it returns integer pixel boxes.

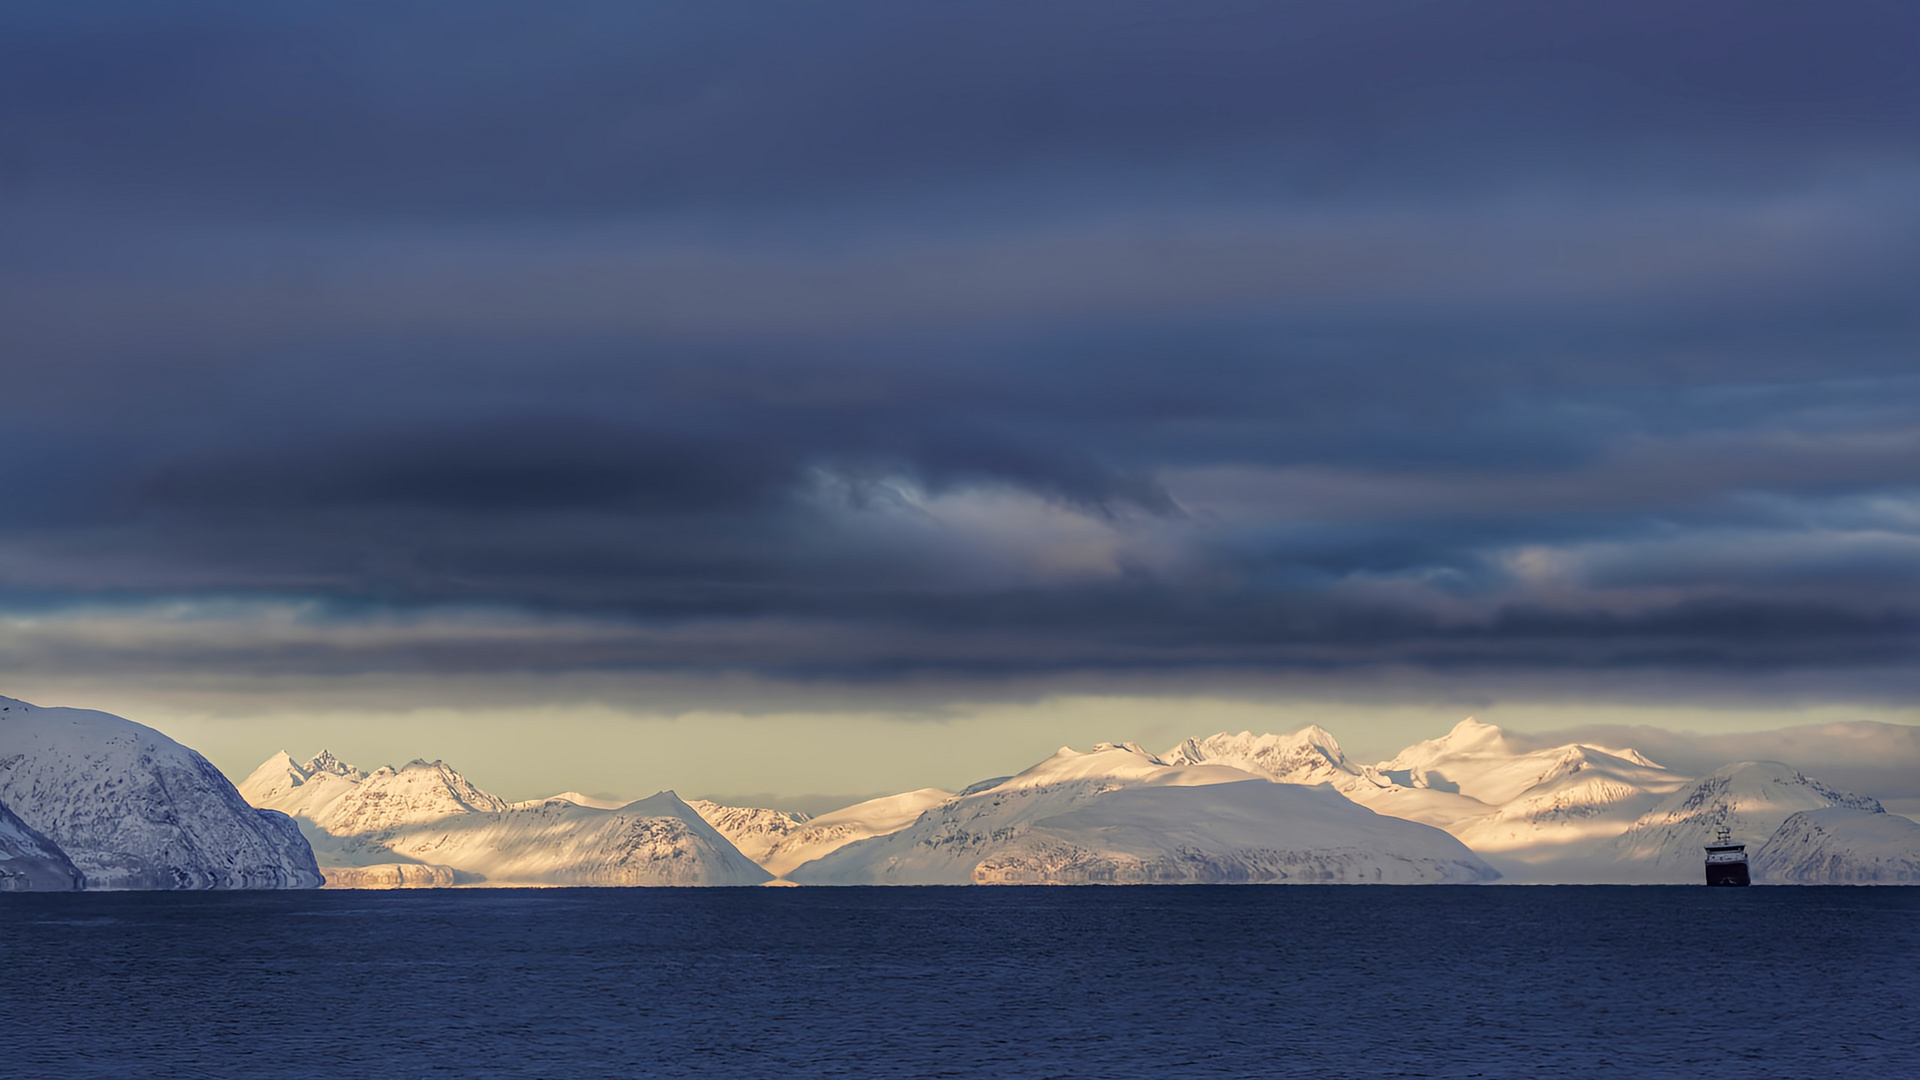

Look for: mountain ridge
[241,750,769,887]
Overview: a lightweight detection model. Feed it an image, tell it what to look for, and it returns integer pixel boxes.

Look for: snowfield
[1752,808,1920,884]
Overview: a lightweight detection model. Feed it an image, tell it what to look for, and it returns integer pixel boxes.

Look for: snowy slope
[788,742,1496,885]
[242,751,769,887]
[1164,726,1493,831]
[1348,719,1686,875]
[1155,720,1919,882]
[1445,746,1687,857]
[0,696,321,890]
[1164,719,1731,883]
[685,801,810,867]
[0,796,83,891]
[694,788,956,878]
[1611,761,1882,882]
[1376,718,1669,807]
[1161,720,1685,869]
[1752,808,1920,884]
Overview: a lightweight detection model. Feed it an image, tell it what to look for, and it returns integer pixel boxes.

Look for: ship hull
[1706,863,1750,886]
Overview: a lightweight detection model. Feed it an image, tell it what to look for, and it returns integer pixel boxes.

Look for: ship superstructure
[1704,824,1751,886]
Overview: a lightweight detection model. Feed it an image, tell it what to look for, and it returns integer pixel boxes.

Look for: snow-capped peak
[1382,717,1512,770]
[1371,718,1672,810]
[987,741,1254,794]
[301,750,364,780]
[1088,741,1168,763]
[241,750,769,886]
[1162,726,1357,785]
[244,753,511,832]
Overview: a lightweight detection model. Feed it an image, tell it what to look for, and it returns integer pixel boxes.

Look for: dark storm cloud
[0,1,1915,688]
[4,1,1910,217]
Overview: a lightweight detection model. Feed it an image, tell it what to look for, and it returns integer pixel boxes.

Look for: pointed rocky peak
[237,750,314,804]
[411,759,509,815]
[623,789,702,821]
[1168,736,1204,762]
[300,750,365,781]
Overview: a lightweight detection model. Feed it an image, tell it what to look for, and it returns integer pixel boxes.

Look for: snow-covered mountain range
[6,686,1914,889]
[1161,719,1683,877]
[240,751,770,887]
[0,696,320,890]
[788,742,1498,885]
[1173,720,1916,884]
[235,716,1916,887]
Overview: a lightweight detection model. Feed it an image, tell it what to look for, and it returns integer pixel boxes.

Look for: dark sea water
[3,886,1916,1079]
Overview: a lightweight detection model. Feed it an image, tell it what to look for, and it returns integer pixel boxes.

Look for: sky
[2,1,1916,807]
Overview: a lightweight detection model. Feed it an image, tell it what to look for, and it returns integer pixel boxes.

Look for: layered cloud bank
[1,3,1914,723]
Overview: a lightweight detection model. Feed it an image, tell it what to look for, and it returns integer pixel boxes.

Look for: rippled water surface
[3,886,1916,1078]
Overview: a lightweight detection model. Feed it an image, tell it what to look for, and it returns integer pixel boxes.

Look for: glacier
[0,696,320,890]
